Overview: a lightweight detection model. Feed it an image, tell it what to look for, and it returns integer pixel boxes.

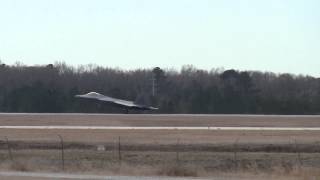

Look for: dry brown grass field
[0,114,320,179]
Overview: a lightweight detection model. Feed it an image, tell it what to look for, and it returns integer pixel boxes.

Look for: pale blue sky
[0,0,319,76]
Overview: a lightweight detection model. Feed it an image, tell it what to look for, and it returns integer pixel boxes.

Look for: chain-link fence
[1,135,320,177]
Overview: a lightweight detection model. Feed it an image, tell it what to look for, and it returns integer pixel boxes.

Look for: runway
[0,113,320,127]
[0,113,319,118]
[1,126,320,131]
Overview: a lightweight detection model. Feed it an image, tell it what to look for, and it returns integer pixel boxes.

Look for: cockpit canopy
[85,92,104,98]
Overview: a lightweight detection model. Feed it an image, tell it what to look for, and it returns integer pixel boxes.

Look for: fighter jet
[75,92,158,113]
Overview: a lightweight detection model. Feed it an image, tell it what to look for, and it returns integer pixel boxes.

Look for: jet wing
[103,97,158,109]
[75,92,127,104]
[97,96,117,102]
[75,92,158,110]
[112,99,138,107]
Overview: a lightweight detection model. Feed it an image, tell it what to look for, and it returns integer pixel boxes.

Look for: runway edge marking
[1,126,320,131]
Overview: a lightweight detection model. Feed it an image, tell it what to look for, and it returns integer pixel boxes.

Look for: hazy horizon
[0,0,319,77]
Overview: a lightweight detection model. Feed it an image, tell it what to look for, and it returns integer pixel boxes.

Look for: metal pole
[152,75,155,96]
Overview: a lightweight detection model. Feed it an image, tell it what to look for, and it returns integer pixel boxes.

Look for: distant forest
[0,62,319,114]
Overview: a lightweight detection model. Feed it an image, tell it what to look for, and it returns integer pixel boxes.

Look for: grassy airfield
[0,114,320,179]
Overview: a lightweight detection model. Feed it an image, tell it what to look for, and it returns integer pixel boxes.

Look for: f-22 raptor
[75,92,158,113]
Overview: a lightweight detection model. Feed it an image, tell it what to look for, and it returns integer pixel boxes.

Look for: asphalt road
[0,113,319,127]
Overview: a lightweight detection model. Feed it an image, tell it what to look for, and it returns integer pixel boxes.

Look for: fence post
[233,138,239,171]
[294,139,302,170]
[176,138,180,164]
[118,136,122,165]
[58,135,65,171]
[4,136,13,162]
[112,138,116,160]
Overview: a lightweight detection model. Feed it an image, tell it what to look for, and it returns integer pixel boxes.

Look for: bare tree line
[0,62,319,114]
